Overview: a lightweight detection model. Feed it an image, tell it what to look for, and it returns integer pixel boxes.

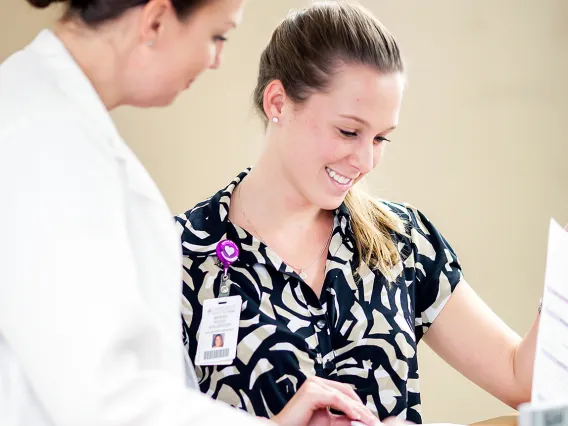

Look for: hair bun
[26,0,66,9]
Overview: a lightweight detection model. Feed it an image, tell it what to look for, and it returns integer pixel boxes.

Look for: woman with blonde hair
[176,1,539,424]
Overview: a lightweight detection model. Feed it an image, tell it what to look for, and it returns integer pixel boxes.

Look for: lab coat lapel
[33,30,166,207]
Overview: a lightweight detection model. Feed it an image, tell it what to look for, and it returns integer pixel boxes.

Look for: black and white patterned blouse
[175,170,463,424]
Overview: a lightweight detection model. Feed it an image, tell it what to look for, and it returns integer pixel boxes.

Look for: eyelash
[214,35,228,42]
[339,129,390,144]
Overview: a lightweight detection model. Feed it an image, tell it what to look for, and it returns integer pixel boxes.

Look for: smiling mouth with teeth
[325,167,353,185]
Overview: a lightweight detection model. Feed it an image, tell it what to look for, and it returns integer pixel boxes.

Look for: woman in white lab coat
[0,1,381,426]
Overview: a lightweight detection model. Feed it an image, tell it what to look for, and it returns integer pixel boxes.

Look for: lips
[326,167,354,185]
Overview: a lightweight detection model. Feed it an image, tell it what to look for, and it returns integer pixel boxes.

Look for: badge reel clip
[215,239,239,298]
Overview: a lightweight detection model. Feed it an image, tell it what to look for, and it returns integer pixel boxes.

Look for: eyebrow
[339,114,397,133]
[339,114,369,126]
[228,20,237,28]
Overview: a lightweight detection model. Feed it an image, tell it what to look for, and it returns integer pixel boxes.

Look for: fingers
[278,376,380,426]
[382,416,415,426]
[320,385,376,425]
[316,377,363,403]
[318,391,364,423]
[301,378,360,419]
[301,377,378,426]
[350,421,378,426]
[333,415,368,426]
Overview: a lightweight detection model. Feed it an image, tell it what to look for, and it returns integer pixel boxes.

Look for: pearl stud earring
[272,117,279,123]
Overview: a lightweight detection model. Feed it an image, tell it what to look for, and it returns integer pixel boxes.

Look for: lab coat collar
[30,29,130,160]
[30,30,166,205]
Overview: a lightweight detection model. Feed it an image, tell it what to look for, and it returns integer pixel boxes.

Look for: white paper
[532,219,568,404]
[351,423,464,426]
[519,401,568,426]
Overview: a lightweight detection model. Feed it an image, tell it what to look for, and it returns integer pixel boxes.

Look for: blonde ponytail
[344,186,406,282]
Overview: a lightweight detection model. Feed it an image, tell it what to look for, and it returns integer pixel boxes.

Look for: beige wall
[2,0,567,424]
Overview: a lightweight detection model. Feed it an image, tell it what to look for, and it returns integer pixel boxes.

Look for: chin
[314,195,346,211]
[152,93,179,108]
[128,90,179,109]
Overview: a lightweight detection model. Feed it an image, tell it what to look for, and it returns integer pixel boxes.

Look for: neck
[54,21,125,110]
[237,147,328,237]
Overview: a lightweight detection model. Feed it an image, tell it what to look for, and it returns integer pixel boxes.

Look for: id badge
[195,295,242,366]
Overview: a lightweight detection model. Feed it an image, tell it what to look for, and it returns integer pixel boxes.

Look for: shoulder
[0,112,114,181]
[174,198,216,243]
[174,195,229,258]
[1,39,83,139]
[1,43,111,169]
[376,200,458,258]
[175,196,215,227]
[0,114,122,221]
[377,200,439,235]
[174,172,247,255]
[0,78,89,149]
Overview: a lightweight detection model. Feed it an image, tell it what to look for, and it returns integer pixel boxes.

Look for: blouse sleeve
[403,204,464,341]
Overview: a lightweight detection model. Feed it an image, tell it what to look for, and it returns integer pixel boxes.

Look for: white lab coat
[0,30,262,426]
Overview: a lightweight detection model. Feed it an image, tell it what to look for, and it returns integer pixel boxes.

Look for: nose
[209,41,225,70]
[350,139,375,175]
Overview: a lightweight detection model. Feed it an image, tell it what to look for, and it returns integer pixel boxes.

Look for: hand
[353,417,414,426]
[271,376,379,426]
[382,417,414,426]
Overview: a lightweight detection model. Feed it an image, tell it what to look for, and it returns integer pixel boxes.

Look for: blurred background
[1,0,567,424]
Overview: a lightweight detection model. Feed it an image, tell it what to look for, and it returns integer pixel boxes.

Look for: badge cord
[215,239,240,298]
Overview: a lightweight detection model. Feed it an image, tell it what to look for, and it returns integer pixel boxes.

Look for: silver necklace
[237,181,334,280]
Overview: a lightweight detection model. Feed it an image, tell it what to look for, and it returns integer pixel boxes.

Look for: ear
[262,79,286,121]
[138,0,176,46]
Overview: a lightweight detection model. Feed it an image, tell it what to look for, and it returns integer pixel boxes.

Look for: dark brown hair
[253,1,406,280]
[26,0,212,26]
